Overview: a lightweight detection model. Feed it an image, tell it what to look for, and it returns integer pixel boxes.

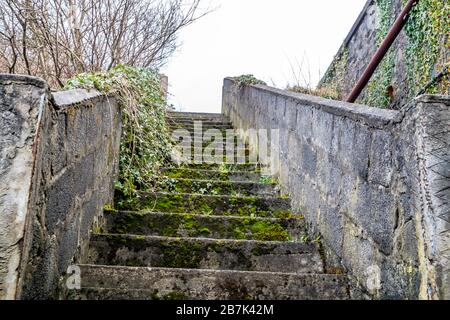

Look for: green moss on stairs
[116,193,292,219]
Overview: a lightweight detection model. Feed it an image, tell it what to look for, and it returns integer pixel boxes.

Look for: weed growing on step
[259,175,277,185]
[66,65,172,204]
[219,163,230,174]
[161,178,178,193]
[300,234,310,243]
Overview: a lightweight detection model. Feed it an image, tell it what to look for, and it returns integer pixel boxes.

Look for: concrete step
[117,192,292,218]
[167,119,233,127]
[173,144,251,154]
[171,138,248,147]
[158,178,279,196]
[173,156,258,165]
[168,163,260,172]
[170,130,242,137]
[161,168,262,182]
[67,265,350,300]
[169,124,234,131]
[171,148,255,163]
[167,112,227,121]
[87,234,323,273]
[170,128,236,138]
[103,210,306,241]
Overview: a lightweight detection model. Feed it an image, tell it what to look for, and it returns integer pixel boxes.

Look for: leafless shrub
[285,54,341,100]
[0,0,209,87]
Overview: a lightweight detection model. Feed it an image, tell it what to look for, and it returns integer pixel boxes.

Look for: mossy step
[104,210,307,241]
[180,133,244,144]
[171,138,248,148]
[117,192,292,218]
[171,149,254,162]
[169,124,233,131]
[170,128,235,136]
[173,143,250,153]
[168,163,259,172]
[161,168,261,182]
[158,178,279,196]
[68,265,350,300]
[174,156,258,165]
[87,234,323,273]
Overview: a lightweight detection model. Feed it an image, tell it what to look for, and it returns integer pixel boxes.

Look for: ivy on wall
[361,0,397,108]
[319,48,349,100]
[403,0,450,96]
[66,66,172,203]
[320,0,449,109]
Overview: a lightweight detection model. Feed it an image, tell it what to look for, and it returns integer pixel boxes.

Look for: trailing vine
[66,65,172,204]
[320,0,448,109]
[361,0,397,108]
[402,0,449,96]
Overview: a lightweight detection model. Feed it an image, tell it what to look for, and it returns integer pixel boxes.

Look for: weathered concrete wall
[319,0,449,109]
[0,74,121,300]
[222,78,449,300]
[0,75,48,299]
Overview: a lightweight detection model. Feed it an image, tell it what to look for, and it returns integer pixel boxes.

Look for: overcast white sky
[161,0,367,113]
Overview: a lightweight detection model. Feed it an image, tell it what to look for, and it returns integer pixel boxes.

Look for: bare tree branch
[0,0,210,87]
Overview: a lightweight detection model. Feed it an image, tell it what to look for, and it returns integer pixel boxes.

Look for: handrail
[346,0,420,103]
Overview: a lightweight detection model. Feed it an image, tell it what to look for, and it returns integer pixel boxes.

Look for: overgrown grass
[66,65,172,204]
[287,85,341,100]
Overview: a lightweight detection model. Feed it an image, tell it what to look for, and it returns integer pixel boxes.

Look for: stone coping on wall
[225,77,400,128]
[0,73,48,88]
[222,77,450,299]
[52,89,105,108]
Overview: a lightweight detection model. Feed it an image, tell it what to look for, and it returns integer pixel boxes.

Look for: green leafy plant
[319,0,449,109]
[66,65,172,200]
[162,178,178,193]
[312,235,322,244]
[300,234,310,244]
[259,175,276,185]
[361,0,396,108]
[403,0,450,96]
[233,74,267,87]
[219,163,230,174]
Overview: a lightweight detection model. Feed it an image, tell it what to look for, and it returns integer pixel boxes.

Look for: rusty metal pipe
[346,0,419,103]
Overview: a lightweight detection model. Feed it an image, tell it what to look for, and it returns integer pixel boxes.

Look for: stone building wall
[319,0,449,109]
[223,78,449,299]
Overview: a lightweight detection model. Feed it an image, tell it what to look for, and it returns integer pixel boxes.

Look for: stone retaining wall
[222,77,449,299]
[0,74,121,299]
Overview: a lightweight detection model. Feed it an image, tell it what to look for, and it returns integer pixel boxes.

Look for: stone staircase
[69,112,350,300]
